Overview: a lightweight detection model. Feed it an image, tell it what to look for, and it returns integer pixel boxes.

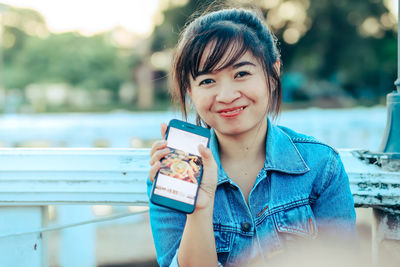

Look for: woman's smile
[217,105,247,118]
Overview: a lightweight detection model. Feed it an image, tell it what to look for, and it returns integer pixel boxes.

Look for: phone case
[150,119,210,213]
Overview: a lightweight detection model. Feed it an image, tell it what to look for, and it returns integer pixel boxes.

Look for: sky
[0,0,397,37]
[0,0,161,36]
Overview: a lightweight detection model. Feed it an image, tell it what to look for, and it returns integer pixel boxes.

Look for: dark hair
[171,8,282,126]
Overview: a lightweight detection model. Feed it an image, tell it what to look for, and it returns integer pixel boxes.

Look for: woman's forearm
[177,205,218,267]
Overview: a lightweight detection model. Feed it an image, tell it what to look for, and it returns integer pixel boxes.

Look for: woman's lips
[217,106,246,118]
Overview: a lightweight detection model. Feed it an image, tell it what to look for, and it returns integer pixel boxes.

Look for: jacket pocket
[214,225,233,265]
[273,204,318,241]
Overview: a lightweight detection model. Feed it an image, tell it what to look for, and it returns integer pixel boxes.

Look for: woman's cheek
[191,89,217,122]
[191,92,209,112]
[196,102,211,119]
[195,102,214,125]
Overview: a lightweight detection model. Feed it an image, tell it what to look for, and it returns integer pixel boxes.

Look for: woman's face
[188,46,270,137]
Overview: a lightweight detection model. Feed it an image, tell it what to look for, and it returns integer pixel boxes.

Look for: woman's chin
[215,124,251,137]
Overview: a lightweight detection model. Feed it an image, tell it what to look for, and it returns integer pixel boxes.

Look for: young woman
[147,8,357,267]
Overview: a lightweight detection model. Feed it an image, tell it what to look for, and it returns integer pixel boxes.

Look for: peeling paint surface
[341,150,400,208]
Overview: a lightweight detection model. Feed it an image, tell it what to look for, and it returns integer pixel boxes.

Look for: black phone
[150,119,211,213]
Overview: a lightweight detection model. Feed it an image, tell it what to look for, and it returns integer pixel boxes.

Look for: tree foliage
[151,0,397,104]
[151,0,220,52]
[2,6,132,96]
[1,1,397,109]
[275,0,397,100]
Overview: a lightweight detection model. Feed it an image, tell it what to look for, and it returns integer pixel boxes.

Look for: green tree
[2,6,49,61]
[150,0,397,104]
[273,0,397,100]
[2,5,132,100]
[151,0,217,52]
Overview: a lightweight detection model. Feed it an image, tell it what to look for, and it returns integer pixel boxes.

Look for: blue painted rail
[0,148,399,266]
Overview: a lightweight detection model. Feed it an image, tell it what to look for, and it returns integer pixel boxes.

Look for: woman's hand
[148,123,218,212]
[149,123,169,182]
[194,144,218,211]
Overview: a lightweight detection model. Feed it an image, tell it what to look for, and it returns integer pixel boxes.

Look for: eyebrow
[232,61,256,69]
[195,61,257,78]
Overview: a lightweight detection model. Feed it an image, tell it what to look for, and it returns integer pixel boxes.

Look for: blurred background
[0,0,397,114]
[0,0,397,266]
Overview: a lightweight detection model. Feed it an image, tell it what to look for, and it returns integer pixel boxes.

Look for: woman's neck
[215,119,268,163]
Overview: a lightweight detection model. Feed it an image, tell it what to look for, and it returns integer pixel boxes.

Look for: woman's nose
[215,79,241,103]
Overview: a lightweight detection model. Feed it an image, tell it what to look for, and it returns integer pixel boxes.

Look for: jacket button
[241,222,252,232]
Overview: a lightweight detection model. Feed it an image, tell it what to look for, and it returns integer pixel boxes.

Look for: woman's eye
[235,71,250,78]
[199,79,214,86]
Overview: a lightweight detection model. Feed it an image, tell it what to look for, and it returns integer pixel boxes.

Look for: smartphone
[150,119,210,213]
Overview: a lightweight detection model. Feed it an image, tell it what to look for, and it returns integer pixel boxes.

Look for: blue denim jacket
[147,119,357,267]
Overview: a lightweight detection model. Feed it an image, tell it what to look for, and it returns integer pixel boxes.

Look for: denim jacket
[147,119,357,267]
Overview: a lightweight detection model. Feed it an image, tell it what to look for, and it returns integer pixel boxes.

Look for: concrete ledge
[341,150,400,208]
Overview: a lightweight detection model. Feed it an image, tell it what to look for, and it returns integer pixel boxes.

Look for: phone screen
[153,127,209,205]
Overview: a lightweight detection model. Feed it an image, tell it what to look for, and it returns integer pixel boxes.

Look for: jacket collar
[209,118,310,185]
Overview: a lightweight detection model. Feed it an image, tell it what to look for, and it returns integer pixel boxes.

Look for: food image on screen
[159,147,202,184]
[153,126,208,205]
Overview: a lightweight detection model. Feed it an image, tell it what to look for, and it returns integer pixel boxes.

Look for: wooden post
[0,206,46,267]
[58,205,96,267]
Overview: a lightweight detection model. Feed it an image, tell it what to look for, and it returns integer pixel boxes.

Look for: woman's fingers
[150,140,167,157]
[148,123,169,182]
[149,147,170,166]
[198,144,218,189]
[150,122,168,156]
[198,144,215,167]
[193,144,218,209]
[148,161,160,182]
[161,123,168,139]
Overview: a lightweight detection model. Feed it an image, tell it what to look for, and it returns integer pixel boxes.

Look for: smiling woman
[0,0,160,36]
[147,6,358,267]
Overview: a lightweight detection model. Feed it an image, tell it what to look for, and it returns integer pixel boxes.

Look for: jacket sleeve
[312,150,358,242]
[147,178,187,267]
